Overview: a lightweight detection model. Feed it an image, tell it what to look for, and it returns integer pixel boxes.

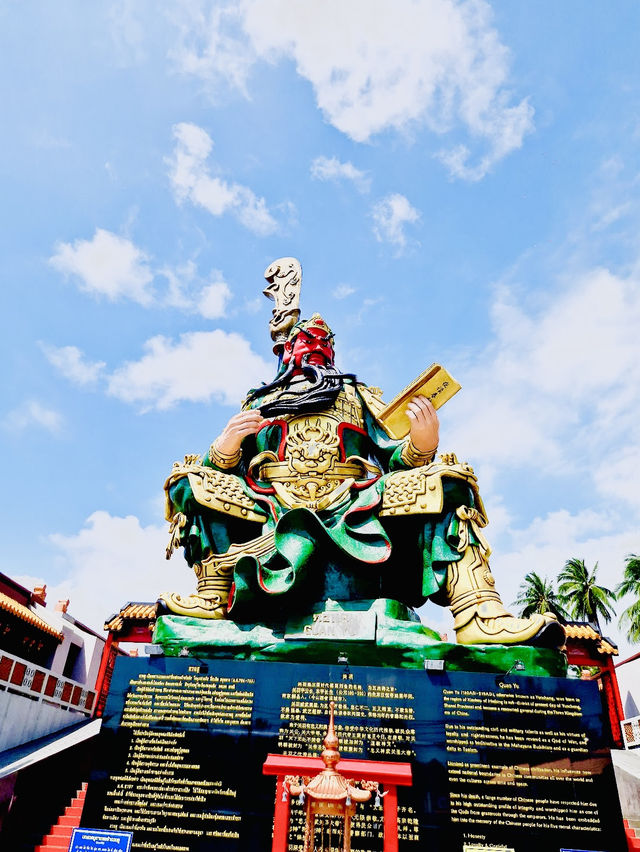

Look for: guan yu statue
[158,258,564,649]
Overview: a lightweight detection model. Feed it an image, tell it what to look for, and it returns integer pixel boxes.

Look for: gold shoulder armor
[187,467,268,524]
[164,457,267,524]
[380,454,486,520]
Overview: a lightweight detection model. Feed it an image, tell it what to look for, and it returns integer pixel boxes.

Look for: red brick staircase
[626,817,640,851]
[34,782,87,851]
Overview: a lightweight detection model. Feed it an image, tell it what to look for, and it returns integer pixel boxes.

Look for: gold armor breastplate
[249,385,380,510]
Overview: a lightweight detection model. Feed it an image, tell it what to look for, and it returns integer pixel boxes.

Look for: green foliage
[514,572,569,621]
[558,558,616,628]
[616,553,640,643]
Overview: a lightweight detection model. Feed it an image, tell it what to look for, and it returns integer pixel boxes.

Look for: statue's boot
[157,551,233,619]
[445,546,565,648]
[157,531,276,619]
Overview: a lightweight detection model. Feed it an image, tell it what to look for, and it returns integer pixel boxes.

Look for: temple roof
[104,602,157,633]
[0,591,63,640]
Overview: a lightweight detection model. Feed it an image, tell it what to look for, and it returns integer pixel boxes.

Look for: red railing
[0,649,95,715]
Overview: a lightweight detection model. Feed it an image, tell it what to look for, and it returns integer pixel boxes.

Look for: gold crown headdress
[287,313,334,342]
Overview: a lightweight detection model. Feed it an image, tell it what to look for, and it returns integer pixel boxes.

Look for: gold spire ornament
[289,702,371,852]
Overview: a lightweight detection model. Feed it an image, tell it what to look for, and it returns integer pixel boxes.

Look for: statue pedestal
[152,599,567,677]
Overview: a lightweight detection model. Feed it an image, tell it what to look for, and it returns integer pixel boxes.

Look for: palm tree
[616,553,640,643]
[558,558,616,629]
[514,572,569,621]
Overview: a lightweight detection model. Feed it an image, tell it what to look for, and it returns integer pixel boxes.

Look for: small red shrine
[263,703,412,852]
[564,621,622,748]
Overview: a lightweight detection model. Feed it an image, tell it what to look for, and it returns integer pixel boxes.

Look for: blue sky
[2,0,640,656]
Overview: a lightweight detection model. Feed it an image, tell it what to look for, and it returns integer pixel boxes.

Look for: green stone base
[152,599,567,677]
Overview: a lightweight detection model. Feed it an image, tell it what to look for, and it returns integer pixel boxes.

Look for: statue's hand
[407,396,439,453]
[215,410,269,456]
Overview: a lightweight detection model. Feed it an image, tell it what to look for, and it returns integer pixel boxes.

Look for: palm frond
[557,557,616,627]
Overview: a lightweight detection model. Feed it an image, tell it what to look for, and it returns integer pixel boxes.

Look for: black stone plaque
[82,657,626,852]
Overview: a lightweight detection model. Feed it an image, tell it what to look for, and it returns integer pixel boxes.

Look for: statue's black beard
[246,357,358,416]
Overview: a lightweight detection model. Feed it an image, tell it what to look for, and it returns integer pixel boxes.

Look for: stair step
[37,781,88,851]
[64,806,83,818]
[627,832,640,851]
[40,837,73,849]
[49,824,74,838]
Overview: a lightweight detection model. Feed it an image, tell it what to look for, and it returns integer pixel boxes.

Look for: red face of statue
[283,327,335,371]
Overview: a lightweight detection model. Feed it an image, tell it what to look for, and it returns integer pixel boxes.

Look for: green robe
[168,382,484,624]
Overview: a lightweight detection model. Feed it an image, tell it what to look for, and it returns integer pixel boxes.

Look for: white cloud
[41,344,106,386]
[168,122,278,235]
[160,261,196,309]
[49,228,154,305]
[169,2,255,96]
[43,511,178,633]
[333,284,356,300]
[310,156,370,193]
[436,92,534,181]
[198,280,232,319]
[591,201,633,233]
[172,0,533,178]
[371,193,420,251]
[49,233,236,320]
[107,329,272,410]
[160,261,232,318]
[445,263,640,513]
[108,0,148,66]
[486,508,633,655]
[3,400,63,434]
[593,444,640,510]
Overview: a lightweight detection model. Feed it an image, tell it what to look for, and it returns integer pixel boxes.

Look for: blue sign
[69,827,132,852]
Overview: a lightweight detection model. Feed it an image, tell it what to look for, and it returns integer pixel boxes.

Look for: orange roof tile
[565,623,599,640]
[121,603,156,620]
[0,592,63,640]
[104,602,156,632]
[564,622,618,655]
[597,639,618,655]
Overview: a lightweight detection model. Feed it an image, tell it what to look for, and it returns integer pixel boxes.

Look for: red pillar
[94,633,115,718]
[272,776,290,852]
[601,659,624,748]
[382,786,398,852]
